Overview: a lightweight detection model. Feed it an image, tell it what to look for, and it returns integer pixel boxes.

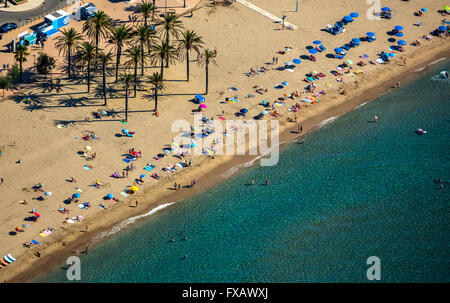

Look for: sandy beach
[0,0,449,282]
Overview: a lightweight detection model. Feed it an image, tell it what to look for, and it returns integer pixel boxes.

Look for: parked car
[0,23,18,33]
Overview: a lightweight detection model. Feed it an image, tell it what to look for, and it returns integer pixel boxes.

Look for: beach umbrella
[394,25,403,31]
[343,15,353,22]
[284,61,293,66]
[44,191,52,196]
[352,38,360,43]
[421,8,427,12]
[240,108,248,114]
[395,32,404,37]
[33,212,40,218]
[282,81,289,86]
[131,186,139,192]
[397,40,407,46]
[346,59,353,65]
[444,6,450,11]
[313,40,322,45]
[310,70,318,76]
[22,224,30,228]
[334,47,344,53]
[350,12,359,18]
[72,193,81,199]
[85,146,92,151]
[438,25,448,31]
[292,58,301,64]
[140,174,146,179]
[106,193,114,199]
[308,49,317,54]
[199,104,207,109]
[121,129,129,134]
[260,111,268,115]
[381,7,390,12]
[366,32,376,37]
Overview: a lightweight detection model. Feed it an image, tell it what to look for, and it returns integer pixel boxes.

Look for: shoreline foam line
[235,0,298,30]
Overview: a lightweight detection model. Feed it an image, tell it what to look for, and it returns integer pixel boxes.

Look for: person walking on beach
[396,81,401,88]
[0,177,3,185]
[298,125,302,134]
[174,182,178,190]
[135,200,138,207]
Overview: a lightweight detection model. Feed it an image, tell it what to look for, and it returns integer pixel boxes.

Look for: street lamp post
[33,55,36,72]
[50,65,54,82]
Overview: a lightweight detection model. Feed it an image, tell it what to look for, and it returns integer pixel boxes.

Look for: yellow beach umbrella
[131,186,139,192]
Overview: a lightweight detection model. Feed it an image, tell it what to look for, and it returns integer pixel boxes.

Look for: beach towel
[144,165,155,172]
[121,191,130,197]
[83,165,91,171]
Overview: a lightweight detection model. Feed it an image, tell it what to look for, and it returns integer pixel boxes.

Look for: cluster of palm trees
[49,0,218,120]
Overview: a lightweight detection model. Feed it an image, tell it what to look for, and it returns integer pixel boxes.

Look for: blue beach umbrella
[140,174,146,179]
[334,47,344,53]
[367,32,376,37]
[292,58,301,64]
[308,49,318,54]
[397,40,407,46]
[240,108,248,114]
[394,25,404,31]
[343,15,353,22]
[72,193,81,199]
[381,7,391,12]
[395,32,404,37]
[352,38,360,43]
[106,193,114,199]
[313,40,322,45]
[350,12,359,18]
[421,8,427,12]
[438,25,448,31]
[121,129,129,134]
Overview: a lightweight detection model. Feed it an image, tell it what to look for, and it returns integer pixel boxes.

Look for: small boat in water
[416,128,427,135]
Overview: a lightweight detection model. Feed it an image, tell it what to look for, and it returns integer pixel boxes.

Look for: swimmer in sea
[374,115,378,123]
[250,179,255,185]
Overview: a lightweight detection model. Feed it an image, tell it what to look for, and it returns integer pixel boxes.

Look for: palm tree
[124,45,142,97]
[82,11,112,58]
[148,72,164,113]
[159,12,184,67]
[14,45,29,82]
[135,0,155,26]
[150,41,177,80]
[77,42,97,93]
[197,49,218,95]
[121,73,134,122]
[54,28,83,78]
[177,30,203,82]
[98,51,113,105]
[109,25,134,83]
[133,25,156,75]
[152,0,156,21]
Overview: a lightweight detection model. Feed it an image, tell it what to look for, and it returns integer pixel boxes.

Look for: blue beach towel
[144,165,155,172]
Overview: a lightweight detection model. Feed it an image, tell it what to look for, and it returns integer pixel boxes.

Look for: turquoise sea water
[37,60,450,283]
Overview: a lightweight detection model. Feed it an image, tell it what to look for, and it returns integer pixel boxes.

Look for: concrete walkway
[0,0,44,12]
[235,0,298,30]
